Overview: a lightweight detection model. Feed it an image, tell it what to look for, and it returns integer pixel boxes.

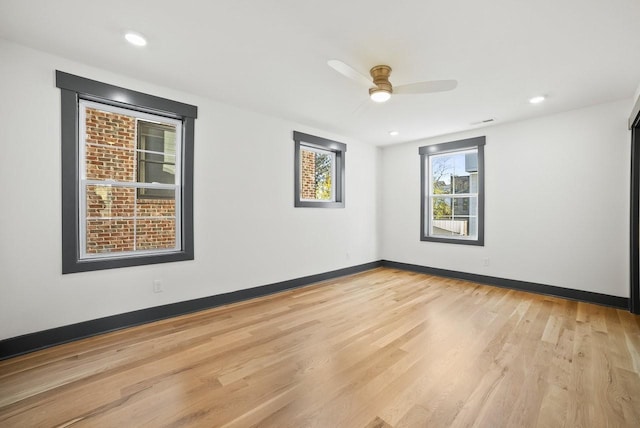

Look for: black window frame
[56,71,197,273]
[293,131,346,208]
[419,136,485,246]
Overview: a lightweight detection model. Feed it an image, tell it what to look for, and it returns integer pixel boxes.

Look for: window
[293,131,346,208]
[79,101,182,258]
[57,71,197,273]
[420,136,485,245]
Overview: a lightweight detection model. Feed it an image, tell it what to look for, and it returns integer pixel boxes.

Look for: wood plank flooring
[1,267,639,427]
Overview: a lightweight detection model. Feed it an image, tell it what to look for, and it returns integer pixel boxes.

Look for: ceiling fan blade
[328,60,375,88]
[394,79,458,94]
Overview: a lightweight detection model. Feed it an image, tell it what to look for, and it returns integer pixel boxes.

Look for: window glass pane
[137,120,177,186]
[136,218,177,250]
[85,144,136,182]
[431,150,478,195]
[137,156,176,184]
[300,146,335,201]
[314,151,334,200]
[138,186,175,199]
[85,107,136,182]
[469,196,478,216]
[86,185,135,218]
[138,121,176,153]
[431,198,477,238]
[464,216,478,238]
[431,216,469,237]
[136,191,176,217]
[86,107,136,149]
[86,219,135,254]
[453,197,476,216]
[454,175,470,194]
[432,196,452,220]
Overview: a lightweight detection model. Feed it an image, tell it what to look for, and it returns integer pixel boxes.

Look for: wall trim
[630,107,640,314]
[0,261,382,360]
[381,260,629,309]
[629,92,640,130]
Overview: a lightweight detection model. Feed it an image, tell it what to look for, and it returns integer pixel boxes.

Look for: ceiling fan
[328,60,457,103]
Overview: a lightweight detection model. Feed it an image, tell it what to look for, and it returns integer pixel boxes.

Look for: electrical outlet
[153,279,163,293]
[482,258,490,267]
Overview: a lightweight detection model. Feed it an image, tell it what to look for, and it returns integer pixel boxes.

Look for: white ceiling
[1,0,639,145]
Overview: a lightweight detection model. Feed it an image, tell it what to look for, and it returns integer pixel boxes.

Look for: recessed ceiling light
[389,131,399,136]
[529,95,545,104]
[125,32,147,47]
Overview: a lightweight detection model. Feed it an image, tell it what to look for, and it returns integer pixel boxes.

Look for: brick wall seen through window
[83,106,177,256]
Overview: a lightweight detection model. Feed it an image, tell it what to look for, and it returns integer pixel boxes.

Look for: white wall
[0,40,380,340]
[381,99,631,297]
[0,39,634,342]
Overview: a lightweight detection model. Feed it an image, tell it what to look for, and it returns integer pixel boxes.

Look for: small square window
[299,146,336,202]
[294,131,346,208]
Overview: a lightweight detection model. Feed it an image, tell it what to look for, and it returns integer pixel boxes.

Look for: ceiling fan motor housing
[369,65,393,95]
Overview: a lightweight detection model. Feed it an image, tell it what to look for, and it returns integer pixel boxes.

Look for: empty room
[1,0,640,427]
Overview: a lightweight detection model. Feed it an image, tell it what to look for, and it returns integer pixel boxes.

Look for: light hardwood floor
[1,268,640,427]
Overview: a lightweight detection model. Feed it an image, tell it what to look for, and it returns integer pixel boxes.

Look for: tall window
[420,136,485,245]
[57,71,197,273]
[294,131,346,208]
[79,101,182,258]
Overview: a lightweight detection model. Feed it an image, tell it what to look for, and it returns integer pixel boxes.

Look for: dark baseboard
[1,259,629,360]
[381,260,629,309]
[0,261,383,361]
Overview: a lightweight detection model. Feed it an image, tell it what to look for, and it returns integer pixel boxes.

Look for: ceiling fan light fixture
[327,60,457,102]
[370,88,391,103]
[369,65,393,103]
